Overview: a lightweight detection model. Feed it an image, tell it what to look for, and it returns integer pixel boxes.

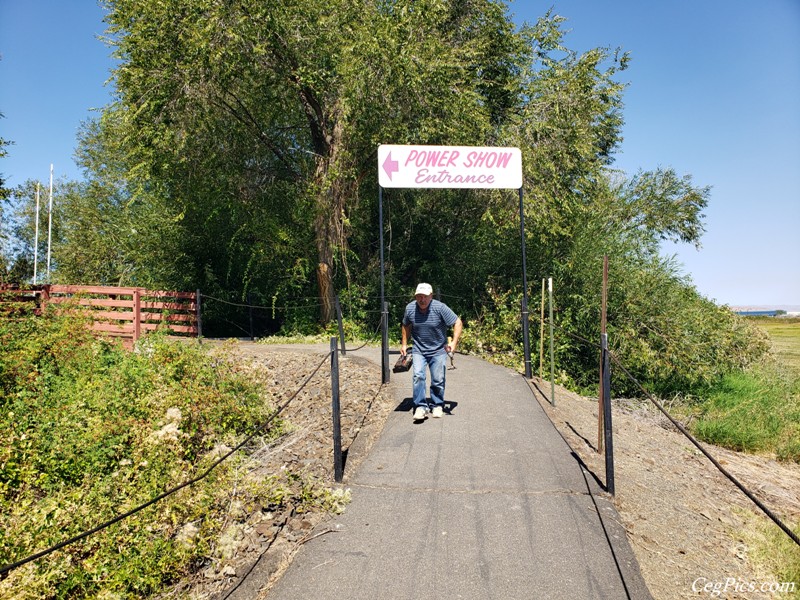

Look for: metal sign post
[377,144,528,381]
[548,277,555,406]
[519,187,532,379]
[379,186,390,384]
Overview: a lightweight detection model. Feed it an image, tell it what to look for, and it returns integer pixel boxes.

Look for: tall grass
[689,317,800,591]
[691,318,800,462]
[753,317,800,372]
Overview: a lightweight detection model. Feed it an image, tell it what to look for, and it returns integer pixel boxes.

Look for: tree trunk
[312,118,351,325]
[316,260,335,323]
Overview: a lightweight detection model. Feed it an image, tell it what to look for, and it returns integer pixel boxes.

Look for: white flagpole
[34,183,40,284]
[47,164,53,280]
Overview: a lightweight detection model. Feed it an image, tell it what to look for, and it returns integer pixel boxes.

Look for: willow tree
[101,0,530,321]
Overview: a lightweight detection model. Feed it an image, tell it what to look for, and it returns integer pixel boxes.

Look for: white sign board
[378,144,522,189]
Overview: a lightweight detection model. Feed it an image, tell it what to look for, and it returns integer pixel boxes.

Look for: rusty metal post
[196,289,203,342]
[598,256,608,453]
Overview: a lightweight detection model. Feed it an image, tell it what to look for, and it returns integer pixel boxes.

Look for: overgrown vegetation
[0,311,340,598]
[682,317,800,462]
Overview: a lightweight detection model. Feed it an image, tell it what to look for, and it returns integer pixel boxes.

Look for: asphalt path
[257,346,652,599]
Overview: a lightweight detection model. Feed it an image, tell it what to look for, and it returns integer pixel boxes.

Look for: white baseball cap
[415,283,433,296]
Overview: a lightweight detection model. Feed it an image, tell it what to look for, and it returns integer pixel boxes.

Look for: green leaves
[0,315,278,596]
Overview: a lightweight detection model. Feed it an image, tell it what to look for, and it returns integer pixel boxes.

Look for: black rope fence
[609,352,800,548]
[5,283,796,581]
[199,291,389,349]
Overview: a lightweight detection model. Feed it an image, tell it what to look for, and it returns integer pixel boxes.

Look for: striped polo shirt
[403,299,458,357]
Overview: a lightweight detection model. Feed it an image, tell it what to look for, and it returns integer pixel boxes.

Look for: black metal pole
[549,278,555,406]
[602,333,614,495]
[335,295,346,355]
[379,186,389,383]
[382,302,390,383]
[519,187,532,378]
[331,337,343,482]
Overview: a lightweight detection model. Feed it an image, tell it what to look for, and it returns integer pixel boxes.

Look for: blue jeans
[412,351,447,409]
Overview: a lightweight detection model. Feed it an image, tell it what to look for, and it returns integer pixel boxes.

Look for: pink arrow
[382,152,399,180]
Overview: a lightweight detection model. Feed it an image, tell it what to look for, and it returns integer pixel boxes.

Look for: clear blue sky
[1,0,798,307]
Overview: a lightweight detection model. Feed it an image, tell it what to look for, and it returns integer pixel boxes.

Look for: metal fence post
[381,301,390,384]
[539,278,545,379]
[331,337,343,483]
[247,291,255,341]
[335,295,346,355]
[133,288,141,342]
[598,256,608,453]
[602,333,615,495]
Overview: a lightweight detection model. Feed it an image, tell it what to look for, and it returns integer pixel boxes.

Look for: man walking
[401,283,462,421]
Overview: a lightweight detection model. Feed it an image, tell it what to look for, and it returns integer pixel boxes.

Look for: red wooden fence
[0,284,199,345]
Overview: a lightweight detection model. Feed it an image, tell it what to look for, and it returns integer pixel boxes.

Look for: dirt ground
[172,346,799,599]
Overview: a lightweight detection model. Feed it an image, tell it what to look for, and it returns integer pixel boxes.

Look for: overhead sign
[378,144,522,189]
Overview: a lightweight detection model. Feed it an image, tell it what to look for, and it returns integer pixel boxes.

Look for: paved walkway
[261,346,652,599]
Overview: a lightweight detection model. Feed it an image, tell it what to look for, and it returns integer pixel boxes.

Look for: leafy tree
[0,114,10,204]
[100,0,532,321]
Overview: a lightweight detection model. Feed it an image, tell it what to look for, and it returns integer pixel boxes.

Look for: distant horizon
[729,305,800,312]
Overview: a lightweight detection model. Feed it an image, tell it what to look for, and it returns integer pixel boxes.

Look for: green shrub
[0,311,332,598]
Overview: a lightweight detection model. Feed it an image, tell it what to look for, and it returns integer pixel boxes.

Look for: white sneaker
[431,406,444,418]
[413,406,428,421]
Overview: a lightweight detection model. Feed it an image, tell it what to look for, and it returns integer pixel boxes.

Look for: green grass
[692,369,800,460]
[691,317,800,592]
[751,316,800,372]
[690,317,800,462]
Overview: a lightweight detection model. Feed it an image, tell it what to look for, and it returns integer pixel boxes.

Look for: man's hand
[400,344,407,357]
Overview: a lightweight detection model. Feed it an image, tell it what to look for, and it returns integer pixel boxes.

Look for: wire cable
[607,351,800,548]
[201,294,325,312]
[343,320,384,353]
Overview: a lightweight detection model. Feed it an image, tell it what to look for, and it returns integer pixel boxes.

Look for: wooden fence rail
[0,284,199,346]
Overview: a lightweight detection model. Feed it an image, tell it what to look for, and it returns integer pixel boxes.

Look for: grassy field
[738,317,800,588]
[751,316,800,372]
